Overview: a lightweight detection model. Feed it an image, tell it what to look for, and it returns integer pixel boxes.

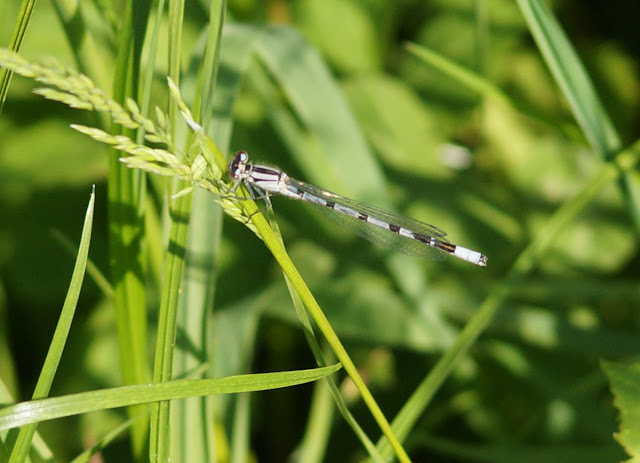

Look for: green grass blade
[196,1,226,133]
[150,190,192,463]
[170,4,226,462]
[229,191,411,463]
[517,0,620,157]
[170,191,221,463]
[0,365,341,431]
[293,374,334,463]
[8,186,95,463]
[149,1,191,461]
[109,2,152,458]
[136,0,165,300]
[137,0,164,128]
[0,440,8,463]
[229,392,251,463]
[283,274,386,463]
[0,0,36,115]
[517,0,640,233]
[404,41,587,143]
[405,41,511,106]
[210,303,260,462]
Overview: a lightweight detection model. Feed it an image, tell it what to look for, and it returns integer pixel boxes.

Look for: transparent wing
[288,178,450,260]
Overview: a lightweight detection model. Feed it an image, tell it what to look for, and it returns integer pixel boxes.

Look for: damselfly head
[228,150,250,180]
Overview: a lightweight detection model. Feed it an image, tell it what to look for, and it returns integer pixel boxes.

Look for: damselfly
[228,151,487,266]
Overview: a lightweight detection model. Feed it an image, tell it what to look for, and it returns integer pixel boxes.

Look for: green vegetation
[1,1,638,462]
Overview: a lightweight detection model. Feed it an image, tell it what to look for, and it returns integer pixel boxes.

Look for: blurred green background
[1,0,639,462]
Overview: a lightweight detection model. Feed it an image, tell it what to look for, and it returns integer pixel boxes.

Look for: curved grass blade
[517,0,640,230]
[0,365,341,431]
[405,41,511,106]
[283,274,386,463]
[8,186,95,463]
[404,42,586,140]
[517,0,620,158]
[229,186,411,463]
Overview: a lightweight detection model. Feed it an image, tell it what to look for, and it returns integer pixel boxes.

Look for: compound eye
[238,150,248,162]
[228,160,239,179]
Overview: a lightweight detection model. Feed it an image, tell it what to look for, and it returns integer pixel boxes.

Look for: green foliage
[603,359,640,463]
[0,364,341,431]
[1,0,639,462]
